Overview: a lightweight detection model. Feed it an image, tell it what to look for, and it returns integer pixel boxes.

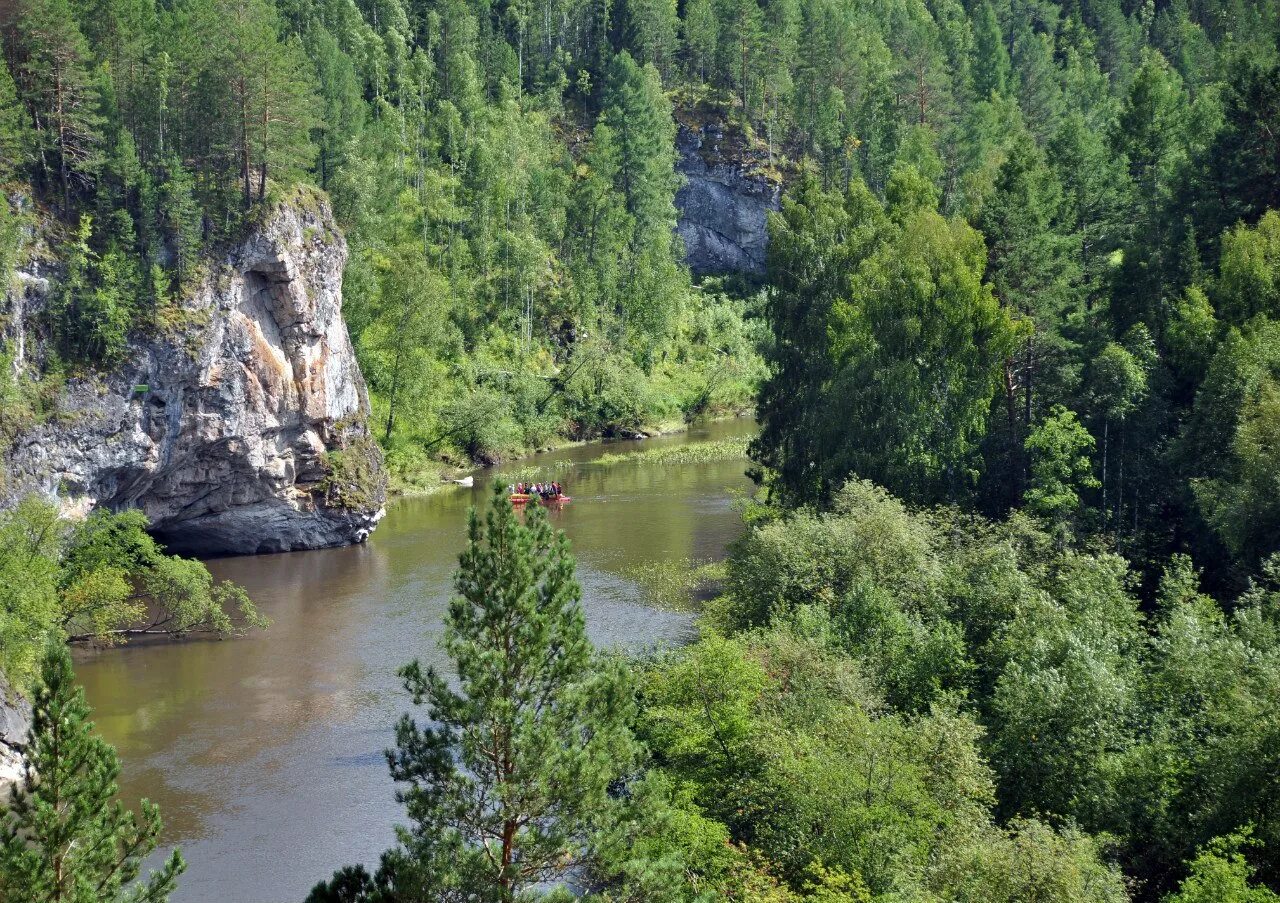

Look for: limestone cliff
[0,673,30,789]
[675,117,781,277]
[2,188,386,555]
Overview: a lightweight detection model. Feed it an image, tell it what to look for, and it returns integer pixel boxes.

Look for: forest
[4,0,1280,895]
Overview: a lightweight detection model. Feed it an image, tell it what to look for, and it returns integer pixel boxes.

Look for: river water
[75,417,755,903]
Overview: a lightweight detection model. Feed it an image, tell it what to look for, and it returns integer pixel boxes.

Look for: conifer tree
[0,62,30,183]
[682,0,718,82]
[0,644,184,903]
[978,135,1081,505]
[309,485,635,902]
[3,0,104,212]
[971,0,1010,100]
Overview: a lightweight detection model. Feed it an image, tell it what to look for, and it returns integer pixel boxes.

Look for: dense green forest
[6,0,1280,896]
[0,0,767,486]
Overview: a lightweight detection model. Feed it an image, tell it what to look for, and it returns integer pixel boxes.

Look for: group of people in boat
[509,481,565,499]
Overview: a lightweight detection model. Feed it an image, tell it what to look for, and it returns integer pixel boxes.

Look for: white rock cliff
[2,188,386,555]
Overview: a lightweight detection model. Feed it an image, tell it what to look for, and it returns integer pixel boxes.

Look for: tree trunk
[917,64,927,125]
[258,105,269,201]
[55,66,70,212]
[1004,358,1020,506]
[1101,418,1109,526]
[240,82,251,209]
[1117,421,1126,530]
[384,326,404,443]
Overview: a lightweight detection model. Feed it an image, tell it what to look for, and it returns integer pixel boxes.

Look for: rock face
[0,673,30,791]
[675,120,781,276]
[2,188,386,555]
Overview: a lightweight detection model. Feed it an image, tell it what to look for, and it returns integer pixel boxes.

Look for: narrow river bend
[75,418,756,903]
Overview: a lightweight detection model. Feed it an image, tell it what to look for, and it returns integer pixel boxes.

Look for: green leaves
[318,485,636,901]
[0,644,184,903]
[0,502,265,686]
[1024,405,1099,525]
[1166,834,1280,903]
[754,171,1019,506]
[1184,319,1280,565]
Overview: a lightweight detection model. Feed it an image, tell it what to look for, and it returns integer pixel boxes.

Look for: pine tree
[978,134,1081,505]
[716,0,763,117]
[682,0,718,82]
[622,0,679,78]
[0,644,184,903]
[308,26,365,191]
[309,486,635,902]
[251,34,319,201]
[1009,19,1063,140]
[0,62,31,183]
[971,0,1010,100]
[598,52,684,342]
[3,0,105,212]
[156,156,201,287]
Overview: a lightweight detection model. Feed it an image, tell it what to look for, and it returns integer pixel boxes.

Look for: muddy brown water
[75,418,756,903]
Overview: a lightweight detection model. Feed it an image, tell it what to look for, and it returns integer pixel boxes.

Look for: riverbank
[78,417,758,903]
[386,408,755,498]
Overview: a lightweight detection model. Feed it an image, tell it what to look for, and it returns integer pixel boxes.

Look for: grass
[592,436,750,468]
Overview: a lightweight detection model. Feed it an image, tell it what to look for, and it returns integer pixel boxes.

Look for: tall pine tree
[0,644,185,903]
[308,486,635,902]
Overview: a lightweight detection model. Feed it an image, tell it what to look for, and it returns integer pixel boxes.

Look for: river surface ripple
[76,418,756,903]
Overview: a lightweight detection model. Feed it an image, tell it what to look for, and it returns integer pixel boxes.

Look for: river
[75,417,756,903]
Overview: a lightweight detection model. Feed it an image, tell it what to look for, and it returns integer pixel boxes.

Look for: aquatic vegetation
[622,557,727,611]
[494,459,578,485]
[592,436,749,468]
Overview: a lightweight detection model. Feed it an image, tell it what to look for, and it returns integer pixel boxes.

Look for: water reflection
[76,418,755,903]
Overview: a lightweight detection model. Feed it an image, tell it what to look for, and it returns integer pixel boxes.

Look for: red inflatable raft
[510,493,571,506]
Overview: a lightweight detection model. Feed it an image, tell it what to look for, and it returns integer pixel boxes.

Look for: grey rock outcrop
[675,120,781,276]
[0,672,30,790]
[2,187,386,555]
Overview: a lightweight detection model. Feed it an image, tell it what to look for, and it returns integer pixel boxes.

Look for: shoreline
[386,408,755,499]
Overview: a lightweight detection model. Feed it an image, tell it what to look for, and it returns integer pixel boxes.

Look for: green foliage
[1167,286,1218,382]
[1186,319,1280,565]
[622,556,724,611]
[1165,834,1280,903]
[1122,556,1280,886]
[319,435,388,513]
[0,644,184,902]
[0,498,63,688]
[2,0,764,458]
[50,215,140,363]
[593,436,747,467]
[971,0,1010,101]
[1217,211,1280,323]
[1024,405,1099,525]
[9,0,1280,896]
[705,468,1280,896]
[310,486,635,901]
[3,0,103,211]
[936,817,1129,903]
[629,625,1128,901]
[0,63,29,184]
[0,499,264,687]
[753,174,1020,506]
